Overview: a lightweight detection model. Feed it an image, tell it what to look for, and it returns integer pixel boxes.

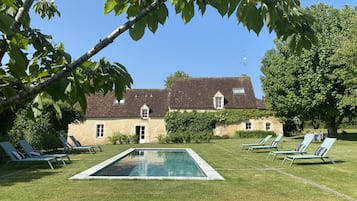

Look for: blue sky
[31,0,356,99]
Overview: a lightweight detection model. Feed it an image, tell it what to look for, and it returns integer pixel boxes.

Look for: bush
[7,109,60,150]
[108,132,131,144]
[235,130,276,138]
[158,131,212,144]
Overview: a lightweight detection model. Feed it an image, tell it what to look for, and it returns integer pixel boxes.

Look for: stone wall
[213,116,283,137]
[68,118,166,145]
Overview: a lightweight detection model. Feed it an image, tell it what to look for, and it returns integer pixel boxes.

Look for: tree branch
[0,0,165,110]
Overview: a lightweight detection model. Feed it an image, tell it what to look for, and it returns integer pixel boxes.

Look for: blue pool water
[92,149,206,177]
[70,148,224,180]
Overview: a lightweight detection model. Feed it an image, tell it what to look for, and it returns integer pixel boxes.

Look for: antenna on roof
[241,50,248,68]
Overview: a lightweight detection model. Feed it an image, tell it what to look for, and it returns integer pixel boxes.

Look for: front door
[135,126,146,144]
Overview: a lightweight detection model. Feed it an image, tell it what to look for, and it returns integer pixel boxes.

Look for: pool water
[92,149,205,177]
[70,148,224,180]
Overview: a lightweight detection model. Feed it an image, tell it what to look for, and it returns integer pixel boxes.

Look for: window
[140,104,150,119]
[265,123,271,131]
[141,108,148,119]
[96,124,104,138]
[233,88,245,94]
[215,96,223,109]
[245,122,252,130]
[213,91,224,109]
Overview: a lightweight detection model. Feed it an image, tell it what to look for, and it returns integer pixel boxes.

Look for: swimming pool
[70,148,224,180]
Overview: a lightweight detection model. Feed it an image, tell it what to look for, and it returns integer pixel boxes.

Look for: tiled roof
[85,89,170,118]
[169,75,265,109]
[84,75,266,118]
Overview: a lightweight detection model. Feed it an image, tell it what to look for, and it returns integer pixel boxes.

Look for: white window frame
[213,91,224,109]
[245,122,252,130]
[140,104,150,119]
[96,124,104,138]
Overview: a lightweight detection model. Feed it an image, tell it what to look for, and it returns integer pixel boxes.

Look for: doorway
[135,126,146,144]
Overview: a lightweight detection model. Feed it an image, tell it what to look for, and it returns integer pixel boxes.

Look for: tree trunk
[325,117,338,138]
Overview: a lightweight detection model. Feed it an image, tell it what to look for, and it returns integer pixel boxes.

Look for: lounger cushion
[29,151,41,156]
[315,147,328,156]
[12,151,25,160]
[295,144,305,152]
[65,142,72,148]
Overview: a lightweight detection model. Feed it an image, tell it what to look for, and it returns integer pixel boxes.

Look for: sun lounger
[247,134,283,152]
[281,137,336,167]
[59,136,96,154]
[240,135,272,149]
[0,141,59,169]
[267,133,314,160]
[69,135,102,152]
[18,140,71,164]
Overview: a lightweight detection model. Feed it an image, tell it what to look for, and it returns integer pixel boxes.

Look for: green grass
[1,135,357,201]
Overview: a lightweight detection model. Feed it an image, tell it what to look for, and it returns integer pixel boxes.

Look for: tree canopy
[164,71,190,88]
[1,0,318,117]
[260,4,356,137]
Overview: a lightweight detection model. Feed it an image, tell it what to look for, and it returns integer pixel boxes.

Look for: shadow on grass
[289,160,346,166]
[338,132,357,141]
[0,164,59,187]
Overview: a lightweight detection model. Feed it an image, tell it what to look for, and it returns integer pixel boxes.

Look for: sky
[30,0,357,99]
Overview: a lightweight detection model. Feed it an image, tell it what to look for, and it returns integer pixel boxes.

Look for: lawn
[0,135,356,201]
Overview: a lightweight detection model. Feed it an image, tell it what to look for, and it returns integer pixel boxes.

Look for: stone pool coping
[70,148,224,180]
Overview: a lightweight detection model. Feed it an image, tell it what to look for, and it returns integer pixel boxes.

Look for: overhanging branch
[0,0,165,111]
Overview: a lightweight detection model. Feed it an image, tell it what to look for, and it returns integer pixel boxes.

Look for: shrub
[235,130,276,138]
[7,109,60,150]
[129,134,139,144]
[108,132,131,144]
[158,131,211,144]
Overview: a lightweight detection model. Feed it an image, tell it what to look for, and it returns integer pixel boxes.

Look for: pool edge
[70,148,224,181]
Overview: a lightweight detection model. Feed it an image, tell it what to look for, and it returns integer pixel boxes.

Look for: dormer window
[140,104,150,119]
[213,91,224,109]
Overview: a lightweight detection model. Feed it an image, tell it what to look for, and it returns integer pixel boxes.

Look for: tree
[1,0,318,117]
[164,71,190,88]
[331,13,357,114]
[260,4,356,137]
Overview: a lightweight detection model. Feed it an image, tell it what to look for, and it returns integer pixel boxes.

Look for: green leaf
[227,0,239,17]
[0,12,13,34]
[245,3,263,34]
[287,34,297,51]
[114,1,129,16]
[147,14,159,33]
[181,1,194,23]
[129,19,146,41]
[104,0,118,14]
[74,79,87,112]
[8,44,28,77]
[12,33,29,50]
[156,5,168,25]
[210,0,229,17]
[52,102,62,119]
[1,86,17,98]
[32,94,44,118]
[46,78,70,101]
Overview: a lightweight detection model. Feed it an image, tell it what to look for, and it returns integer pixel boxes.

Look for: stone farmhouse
[68,75,283,145]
